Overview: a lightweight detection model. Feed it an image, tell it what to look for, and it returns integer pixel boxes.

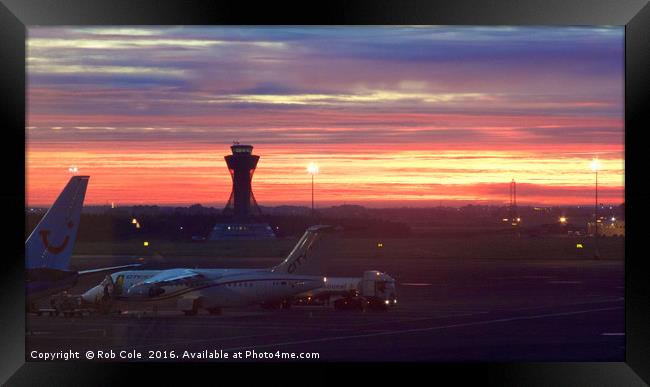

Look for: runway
[26,254,624,361]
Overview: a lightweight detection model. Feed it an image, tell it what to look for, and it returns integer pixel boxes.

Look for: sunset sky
[26,27,624,207]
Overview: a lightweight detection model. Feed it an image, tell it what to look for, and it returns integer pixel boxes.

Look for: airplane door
[114,275,125,295]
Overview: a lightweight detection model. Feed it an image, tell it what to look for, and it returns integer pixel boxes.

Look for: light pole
[591,157,601,259]
[307,162,319,218]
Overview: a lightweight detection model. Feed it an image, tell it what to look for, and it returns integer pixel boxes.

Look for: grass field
[73,234,624,261]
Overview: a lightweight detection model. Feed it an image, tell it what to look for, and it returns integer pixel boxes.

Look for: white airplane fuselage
[82,268,324,310]
[82,225,333,313]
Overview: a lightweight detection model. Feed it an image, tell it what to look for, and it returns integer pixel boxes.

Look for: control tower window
[232,146,253,154]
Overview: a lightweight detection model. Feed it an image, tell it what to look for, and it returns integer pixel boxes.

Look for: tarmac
[26,254,624,361]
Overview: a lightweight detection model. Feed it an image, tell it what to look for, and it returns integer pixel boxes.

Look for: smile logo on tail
[38,221,73,254]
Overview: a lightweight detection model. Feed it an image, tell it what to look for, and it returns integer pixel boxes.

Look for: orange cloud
[26,143,624,207]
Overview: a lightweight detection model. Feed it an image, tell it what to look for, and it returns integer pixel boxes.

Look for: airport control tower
[208,143,275,240]
[223,143,262,217]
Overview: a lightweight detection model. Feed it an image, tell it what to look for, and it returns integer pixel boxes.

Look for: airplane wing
[78,263,142,275]
[138,268,204,286]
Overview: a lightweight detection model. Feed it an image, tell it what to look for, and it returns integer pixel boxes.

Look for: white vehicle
[81,225,332,315]
[26,175,140,311]
[291,270,397,311]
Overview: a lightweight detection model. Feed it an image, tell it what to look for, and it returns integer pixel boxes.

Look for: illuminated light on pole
[590,157,602,172]
[560,216,567,224]
[307,162,320,175]
[307,162,319,217]
[68,166,79,175]
[591,157,601,259]
[132,218,138,224]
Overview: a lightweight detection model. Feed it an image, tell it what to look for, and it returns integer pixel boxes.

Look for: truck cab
[358,270,397,310]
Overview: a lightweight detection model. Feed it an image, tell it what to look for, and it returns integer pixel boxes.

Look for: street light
[307,162,319,217]
[591,157,601,259]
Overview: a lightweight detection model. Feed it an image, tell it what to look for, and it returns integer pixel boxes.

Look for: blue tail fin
[26,176,89,270]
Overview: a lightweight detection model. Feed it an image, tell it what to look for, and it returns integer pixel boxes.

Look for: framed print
[1,0,648,385]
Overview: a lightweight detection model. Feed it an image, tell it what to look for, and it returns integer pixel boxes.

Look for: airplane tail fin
[271,225,333,275]
[26,176,89,270]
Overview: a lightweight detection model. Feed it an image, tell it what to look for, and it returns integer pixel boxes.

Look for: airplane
[26,175,140,311]
[81,225,332,315]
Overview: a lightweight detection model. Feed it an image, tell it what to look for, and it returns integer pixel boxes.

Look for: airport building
[208,143,276,240]
[587,219,625,237]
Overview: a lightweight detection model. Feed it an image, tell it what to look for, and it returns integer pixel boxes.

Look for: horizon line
[25,202,624,209]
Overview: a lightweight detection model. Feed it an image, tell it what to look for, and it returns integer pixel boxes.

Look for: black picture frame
[1,0,648,385]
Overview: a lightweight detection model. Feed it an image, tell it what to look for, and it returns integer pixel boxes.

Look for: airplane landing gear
[179,297,201,316]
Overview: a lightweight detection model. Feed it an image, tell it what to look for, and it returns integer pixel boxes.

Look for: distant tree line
[25,211,411,242]
[25,202,623,242]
